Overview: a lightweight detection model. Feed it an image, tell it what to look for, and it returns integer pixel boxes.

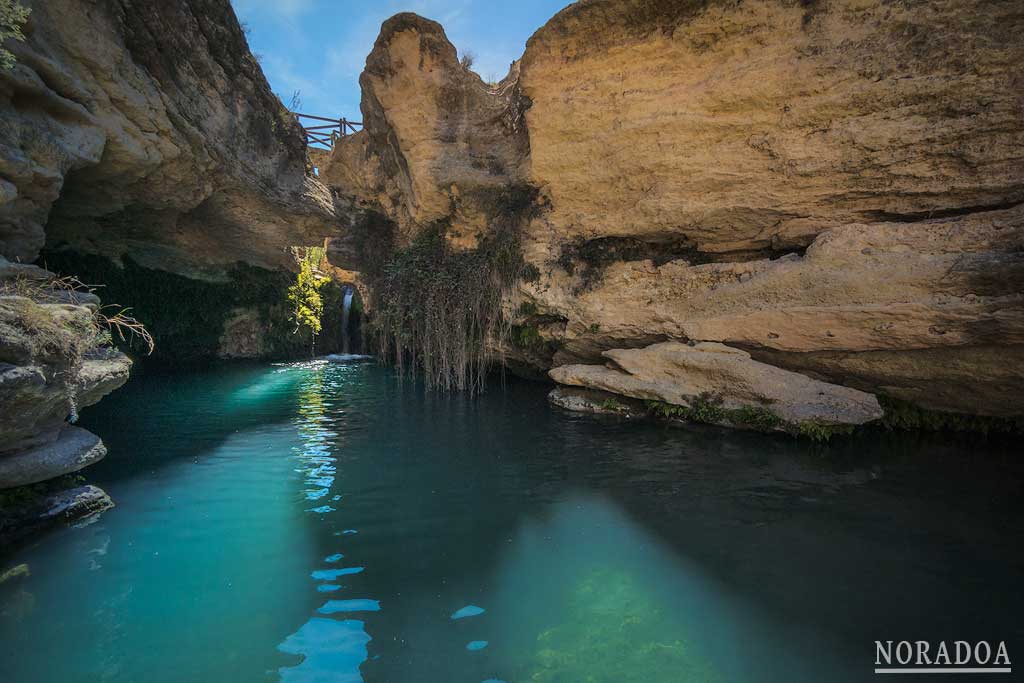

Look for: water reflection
[278,618,371,683]
[2,361,1020,683]
[318,599,381,614]
[279,362,373,683]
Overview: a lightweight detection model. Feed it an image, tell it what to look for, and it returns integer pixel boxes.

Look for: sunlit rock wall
[313,0,1024,419]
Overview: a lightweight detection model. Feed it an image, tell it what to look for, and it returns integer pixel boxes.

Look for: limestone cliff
[322,0,1024,423]
[0,0,347,279]
[324,13,530,253]
[0,257,130,489]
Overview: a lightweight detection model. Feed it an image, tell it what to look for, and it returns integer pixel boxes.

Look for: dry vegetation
[0,273,154,362]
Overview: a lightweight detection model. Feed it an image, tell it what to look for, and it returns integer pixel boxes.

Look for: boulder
[40,484,114,522]
[550,341,883,428]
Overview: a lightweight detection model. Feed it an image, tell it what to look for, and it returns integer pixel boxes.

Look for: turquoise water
[1,360,1022,682]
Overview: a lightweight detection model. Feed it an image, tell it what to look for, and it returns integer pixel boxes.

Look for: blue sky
[231,0,570,121]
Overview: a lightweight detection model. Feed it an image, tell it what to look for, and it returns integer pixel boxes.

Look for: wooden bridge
[292,112,362,150]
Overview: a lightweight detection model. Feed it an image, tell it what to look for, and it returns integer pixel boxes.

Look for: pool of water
[1,360,1021,682]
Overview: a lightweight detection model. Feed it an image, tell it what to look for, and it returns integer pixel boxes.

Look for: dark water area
[1,360,1021,682]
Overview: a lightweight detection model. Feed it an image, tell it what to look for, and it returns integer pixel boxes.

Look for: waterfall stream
[341,286,354,354]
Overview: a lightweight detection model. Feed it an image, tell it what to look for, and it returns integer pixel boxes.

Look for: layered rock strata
[1,258,130,489]
[322,1,1024,424]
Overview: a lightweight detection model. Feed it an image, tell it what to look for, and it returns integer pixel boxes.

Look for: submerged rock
[550,342,883,430]
[40,485,114,523]
[0,482,113,554]
[548,386,648,419]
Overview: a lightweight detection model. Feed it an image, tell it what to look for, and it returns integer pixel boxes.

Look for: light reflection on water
[0,360,1021,683]
[279,364,373,683]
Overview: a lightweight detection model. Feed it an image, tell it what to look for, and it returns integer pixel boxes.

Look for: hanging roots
[369,222,524,394]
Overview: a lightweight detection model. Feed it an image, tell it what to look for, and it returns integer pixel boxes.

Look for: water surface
[1,361,1021,682]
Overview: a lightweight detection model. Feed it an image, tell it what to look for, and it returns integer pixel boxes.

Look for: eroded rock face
[0,257,130,493]
[324,13,530,249]
[0,0,347,279]
[322,1,1024,421]
[528,206,1024,416]
[0,425,106,489]
[550,341,883,428]
[519,0,1024,252]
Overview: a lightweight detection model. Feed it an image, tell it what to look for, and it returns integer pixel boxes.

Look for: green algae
[522,567,721,682]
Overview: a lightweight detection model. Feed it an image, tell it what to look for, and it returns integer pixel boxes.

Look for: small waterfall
[341,286,355,354]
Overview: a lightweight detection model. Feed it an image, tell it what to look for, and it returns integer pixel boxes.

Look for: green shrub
[287,246,327,353]
[793,421,853,443]
[643,394,853,440]
[644,399,691,420]
[730,405,784,430]
[599,398,627,412]
[0,0,29,70]
[39,251,322,361]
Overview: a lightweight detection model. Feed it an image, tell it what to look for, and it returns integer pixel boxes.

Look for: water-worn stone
[0,483,114,553]
[547,386,647,419]
[0,425,107,489]
[550,342,884,428]
[40,484,114,522]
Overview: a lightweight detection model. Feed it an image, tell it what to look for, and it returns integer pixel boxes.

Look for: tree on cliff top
[0,0,30,70]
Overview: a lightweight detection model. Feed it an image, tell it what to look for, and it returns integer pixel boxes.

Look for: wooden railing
[292,112,362,150]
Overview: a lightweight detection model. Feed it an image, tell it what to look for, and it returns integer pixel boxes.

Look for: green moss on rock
[878,395,1023,435]
[642,393,855,441]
